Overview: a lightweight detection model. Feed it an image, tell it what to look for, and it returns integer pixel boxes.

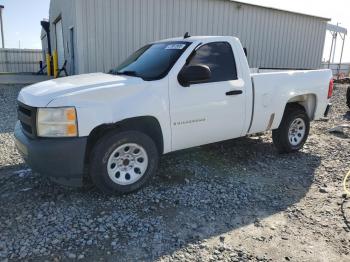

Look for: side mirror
[178,64,211,87]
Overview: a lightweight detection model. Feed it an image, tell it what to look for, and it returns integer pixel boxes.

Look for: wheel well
[286,94,317,120]
[85,116,164,164]
[285,102,306,113]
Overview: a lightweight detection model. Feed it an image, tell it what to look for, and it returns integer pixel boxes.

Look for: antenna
[184,32,190,39]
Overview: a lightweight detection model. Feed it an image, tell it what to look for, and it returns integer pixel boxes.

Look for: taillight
[328,79,334,99]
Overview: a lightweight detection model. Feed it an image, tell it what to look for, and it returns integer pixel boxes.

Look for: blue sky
[0,0,349,62]
[0,0,50,49]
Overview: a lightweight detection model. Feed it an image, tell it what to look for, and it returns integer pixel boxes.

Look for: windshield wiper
[108,69,117,75]
[116,70,140,78]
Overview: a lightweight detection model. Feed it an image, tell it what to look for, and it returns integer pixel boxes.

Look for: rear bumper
[14,121,87,187]
[324,103,332,117]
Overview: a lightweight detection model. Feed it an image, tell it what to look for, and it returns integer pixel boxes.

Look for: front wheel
[272,105,310,153]
[347,86,350,109]
[89,131,159,195]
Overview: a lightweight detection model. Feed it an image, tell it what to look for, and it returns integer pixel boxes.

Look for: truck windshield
[111,41,191,81]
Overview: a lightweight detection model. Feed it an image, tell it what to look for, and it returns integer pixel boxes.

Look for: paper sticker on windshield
[165,44,186,50]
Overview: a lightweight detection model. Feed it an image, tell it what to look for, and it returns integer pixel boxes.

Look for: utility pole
[0,5,4,48]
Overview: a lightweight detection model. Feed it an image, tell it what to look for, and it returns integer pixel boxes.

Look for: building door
[69,27,75,75]
[41,34,48,65]
[55,19,65,69]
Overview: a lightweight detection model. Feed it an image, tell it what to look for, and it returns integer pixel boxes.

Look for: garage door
[55,19,65,69]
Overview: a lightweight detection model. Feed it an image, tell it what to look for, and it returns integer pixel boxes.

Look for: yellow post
[53,50,59,78]
[46,54,51,76]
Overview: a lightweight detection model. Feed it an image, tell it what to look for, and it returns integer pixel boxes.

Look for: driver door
[169,41,246,151]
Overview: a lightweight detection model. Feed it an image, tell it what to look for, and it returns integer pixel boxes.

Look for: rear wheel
[272,105,310,153]
[347,86,350,109]
[89,130,159,195]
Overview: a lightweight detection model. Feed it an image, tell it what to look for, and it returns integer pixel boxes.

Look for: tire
[347,86,350,109]
[272,105,310,153]
[89,130,159,195]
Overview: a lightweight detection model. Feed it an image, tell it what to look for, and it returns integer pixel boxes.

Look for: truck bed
[248,69,332,134]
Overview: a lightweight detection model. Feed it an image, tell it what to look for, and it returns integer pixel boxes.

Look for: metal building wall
[64,0,328,74]
[48,0,77,74]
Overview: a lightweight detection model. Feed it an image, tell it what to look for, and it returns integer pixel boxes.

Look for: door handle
[226,90,243,96]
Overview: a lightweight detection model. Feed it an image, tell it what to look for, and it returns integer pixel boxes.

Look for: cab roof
[156,35,239,43]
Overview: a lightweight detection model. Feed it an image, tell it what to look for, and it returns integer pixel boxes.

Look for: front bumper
[14,121,87,187]
[324,103,332,117]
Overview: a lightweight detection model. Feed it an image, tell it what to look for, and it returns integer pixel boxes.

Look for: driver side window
[188,42,238,83]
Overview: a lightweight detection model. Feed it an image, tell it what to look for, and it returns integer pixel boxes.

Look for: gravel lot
[0,84,349,262]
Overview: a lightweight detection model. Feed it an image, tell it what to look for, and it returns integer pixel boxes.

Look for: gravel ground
[0,84,349,262]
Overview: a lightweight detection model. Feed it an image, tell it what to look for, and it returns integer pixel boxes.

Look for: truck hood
[18,73,140,107]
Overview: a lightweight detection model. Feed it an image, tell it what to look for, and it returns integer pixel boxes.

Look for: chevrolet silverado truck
[15,36,333,194]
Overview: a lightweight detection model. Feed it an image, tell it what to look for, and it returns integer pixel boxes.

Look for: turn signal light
[66,108,77,121]
[66,124,77,136]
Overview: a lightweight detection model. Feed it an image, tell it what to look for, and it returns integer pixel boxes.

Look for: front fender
[47,78,172,153]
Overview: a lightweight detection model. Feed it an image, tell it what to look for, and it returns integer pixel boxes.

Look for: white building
[43,0,331,75]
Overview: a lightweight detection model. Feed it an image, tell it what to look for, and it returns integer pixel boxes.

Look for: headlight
[37,107,78,137]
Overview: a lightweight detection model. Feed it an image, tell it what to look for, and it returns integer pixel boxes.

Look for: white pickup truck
[15,36,333,194]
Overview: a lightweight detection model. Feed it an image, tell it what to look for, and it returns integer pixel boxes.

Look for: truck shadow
[0,136,320,261]
[344,111,350,121]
